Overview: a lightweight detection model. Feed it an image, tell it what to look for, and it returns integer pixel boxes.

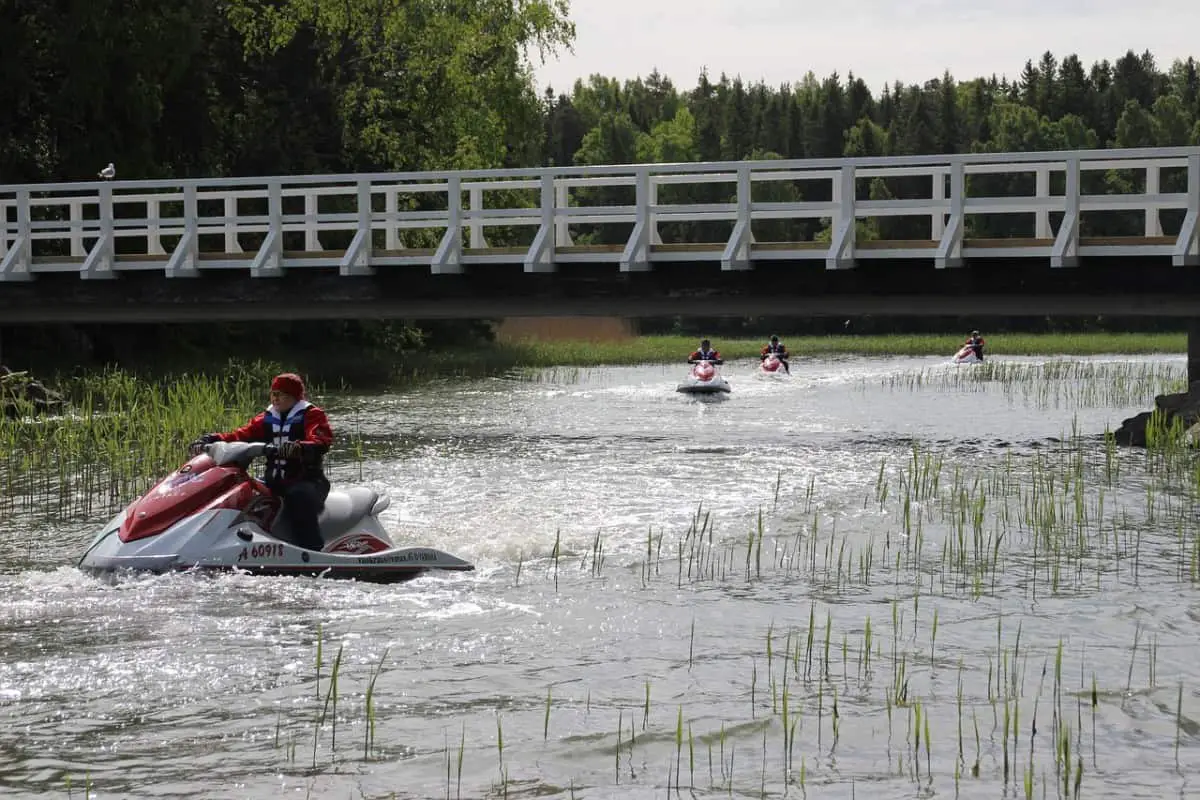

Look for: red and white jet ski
[759,353,788,376]
[676,360,732,394]
[78,441,474,583]
[952,344,982,364]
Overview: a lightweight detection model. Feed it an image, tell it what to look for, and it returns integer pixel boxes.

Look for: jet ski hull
[952,345,982,364]
[79,512,474,584]
[759,355,788,377]
[676,361,731,393]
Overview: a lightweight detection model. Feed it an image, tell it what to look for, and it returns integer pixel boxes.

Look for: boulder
[1114,380,1200,448]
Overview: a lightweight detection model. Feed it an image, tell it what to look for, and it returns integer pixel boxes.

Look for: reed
[0,359,367,522]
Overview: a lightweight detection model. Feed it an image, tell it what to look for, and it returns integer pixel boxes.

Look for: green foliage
[1,0,573,181]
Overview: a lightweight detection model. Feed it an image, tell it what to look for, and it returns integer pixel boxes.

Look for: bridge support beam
[166,186,199,278]
[1050,158,1080,268]
[250,182,284,277]
[721,167,754,271]
[1174,154,1200,267]
[80,186,114,280]
[935,162,965,269]
[432,176,463,275]
[340,179,374,276]
[524,175,556,273]
[80,233,114,280]
[826,166,856,270]
[620,169,652,272]
[0,190,31,282]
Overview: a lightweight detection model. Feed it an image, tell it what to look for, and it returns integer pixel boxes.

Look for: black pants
[270,478,330,551]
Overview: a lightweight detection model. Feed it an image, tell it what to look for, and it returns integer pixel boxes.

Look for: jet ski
[77,441,475,583]
[759,353,789,377]
[952,344,982,364]
[676,360,731,394]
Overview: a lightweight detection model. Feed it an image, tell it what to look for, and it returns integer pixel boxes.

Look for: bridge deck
[18,236,1180,271]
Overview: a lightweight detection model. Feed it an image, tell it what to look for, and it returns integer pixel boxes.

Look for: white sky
[532,0,1200,95]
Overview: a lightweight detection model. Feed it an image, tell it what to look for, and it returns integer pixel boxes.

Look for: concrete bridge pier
[1190,321,1200,386]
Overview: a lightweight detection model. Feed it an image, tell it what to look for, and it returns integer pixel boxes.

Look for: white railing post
[81,184,114,280]
[1145,165,1162,237]
[647,177,663,245]
[1035,165,1051,239]
[935,160,965,268]
[147,198,164,255]
[554,181,573,246]
[340,179,374,276]
[0,190,32,281]
[468,185,487,248]
[166,185,199,278]
[69,200,85,257]
[1051,157,1080,268]
[1174,153,1200,267]
[432,176,463,274]
[620,168,652,272]
[305,192,323,251]
[224,195,241,253]
[250,182,283,277]
[721,165,753,271]
[524,173,556,273]
[931,170,945,239]
[826,165,856,269]
[385,190,401,250]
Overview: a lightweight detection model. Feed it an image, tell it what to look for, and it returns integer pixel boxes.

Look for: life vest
[694,348,718,360]
[765,342,786,354]
[263,400,317,484]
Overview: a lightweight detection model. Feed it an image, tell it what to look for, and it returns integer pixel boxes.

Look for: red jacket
[216,401,333,485]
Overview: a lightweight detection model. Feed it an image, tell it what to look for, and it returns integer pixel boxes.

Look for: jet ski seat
[316,487,381,541]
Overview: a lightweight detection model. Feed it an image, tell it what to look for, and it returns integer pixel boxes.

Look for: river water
[2,354,1199,799]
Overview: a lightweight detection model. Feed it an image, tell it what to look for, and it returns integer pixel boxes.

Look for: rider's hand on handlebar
[278,441,303,460]
[188,434,218,456]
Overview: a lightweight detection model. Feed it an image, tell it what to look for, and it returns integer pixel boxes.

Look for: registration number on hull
[237,543,285,562]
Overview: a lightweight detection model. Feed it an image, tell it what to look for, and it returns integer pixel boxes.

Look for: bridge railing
[1,146,1198,281]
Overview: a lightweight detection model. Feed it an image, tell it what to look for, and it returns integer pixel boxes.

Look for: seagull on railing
[98,163,115,180]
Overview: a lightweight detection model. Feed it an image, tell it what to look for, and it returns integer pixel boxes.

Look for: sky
[531,0,1200,95]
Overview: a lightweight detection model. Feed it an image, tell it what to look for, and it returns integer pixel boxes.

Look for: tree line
[1,0,1196,367]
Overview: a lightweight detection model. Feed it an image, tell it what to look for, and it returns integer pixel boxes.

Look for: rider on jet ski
[964,330,985,361]
[189,372,333,551]
[688,339,724,364]
[760,335,790,372]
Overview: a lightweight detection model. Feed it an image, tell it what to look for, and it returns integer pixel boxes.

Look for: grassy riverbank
[433,331,1187,372]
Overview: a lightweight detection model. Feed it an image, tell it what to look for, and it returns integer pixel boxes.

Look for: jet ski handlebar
[187,440,282,468]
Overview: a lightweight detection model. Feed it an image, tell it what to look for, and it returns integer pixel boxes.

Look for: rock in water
[1113,381,1200,447]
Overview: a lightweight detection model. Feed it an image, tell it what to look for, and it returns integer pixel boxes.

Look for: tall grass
[0,359,346,519]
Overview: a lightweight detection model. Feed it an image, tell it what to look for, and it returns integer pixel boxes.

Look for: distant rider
[760,335,790,373]
[688,339,724,364]
[189,372,333,552]
[965,330,985,361]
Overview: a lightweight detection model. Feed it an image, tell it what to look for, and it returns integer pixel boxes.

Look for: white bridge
[1,146,1198,282]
